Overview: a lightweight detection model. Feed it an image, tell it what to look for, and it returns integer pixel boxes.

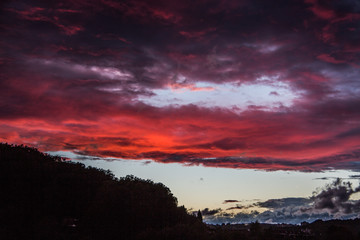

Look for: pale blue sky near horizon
[49,150,357,212]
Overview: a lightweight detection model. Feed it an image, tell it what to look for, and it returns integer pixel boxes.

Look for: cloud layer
[203,179,360,224]
[1,0,360,170]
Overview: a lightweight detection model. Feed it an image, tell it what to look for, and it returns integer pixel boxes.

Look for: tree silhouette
[0,143,204,240]
[197,210,203,222]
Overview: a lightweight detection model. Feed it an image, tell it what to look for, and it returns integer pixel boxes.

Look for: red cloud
[1,0,360,171]
[179,28,217,40]
[1,89,360,171]
[8,6,83,35]
[317,54,344,64]
[306,3,336,20]
[168,82,214,92]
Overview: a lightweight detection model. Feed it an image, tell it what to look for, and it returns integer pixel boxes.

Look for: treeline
[0,143,206,240]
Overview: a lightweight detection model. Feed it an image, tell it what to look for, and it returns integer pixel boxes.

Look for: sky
[1,0,360,224]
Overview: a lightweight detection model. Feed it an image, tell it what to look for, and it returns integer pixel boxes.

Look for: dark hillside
[0,143,205,240]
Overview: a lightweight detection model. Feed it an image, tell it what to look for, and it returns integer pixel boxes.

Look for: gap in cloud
[138,77,299,110]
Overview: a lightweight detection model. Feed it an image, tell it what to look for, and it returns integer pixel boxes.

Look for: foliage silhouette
[197,210,203,222]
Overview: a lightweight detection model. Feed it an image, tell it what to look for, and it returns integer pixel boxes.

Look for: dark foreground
[1,143,360,240]
[207,219,360,240]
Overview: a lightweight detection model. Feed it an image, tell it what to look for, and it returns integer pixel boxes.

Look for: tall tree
[197,210,203,222]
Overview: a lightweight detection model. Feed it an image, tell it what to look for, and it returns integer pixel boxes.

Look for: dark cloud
[312,178,360,214]
[255,198,312,209]
[336,127,360,139]
[142,160,152,165]
[226,205,249,211]
[269,91,279,96]
[223,200,240,204]
[349,175,360,179]
[315,177,329,180]
[201,208,222,216]
[180,150,360,171]
[314,177,338,180]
